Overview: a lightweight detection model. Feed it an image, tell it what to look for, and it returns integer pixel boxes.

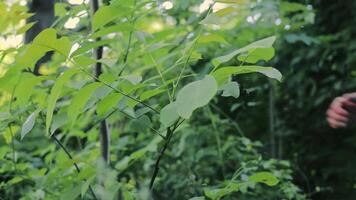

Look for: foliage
[0,0,316,199]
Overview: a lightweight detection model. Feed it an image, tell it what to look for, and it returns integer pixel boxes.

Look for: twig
[149,119,184,190]
[52,135,98,200]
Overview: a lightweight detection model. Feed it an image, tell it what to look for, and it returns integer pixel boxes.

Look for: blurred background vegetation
[0,0,356,199]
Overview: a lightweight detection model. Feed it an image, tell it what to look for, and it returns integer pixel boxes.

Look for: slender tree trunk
[25,0,55,75]
[91,0,111,164]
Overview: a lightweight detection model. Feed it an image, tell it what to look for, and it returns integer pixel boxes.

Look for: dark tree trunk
[25,0,55,75]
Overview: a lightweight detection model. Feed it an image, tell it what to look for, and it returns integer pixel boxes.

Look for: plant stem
[149,119,184,190]
[149,127,173,190]
[91,0,110,164]
[52,135,98,200]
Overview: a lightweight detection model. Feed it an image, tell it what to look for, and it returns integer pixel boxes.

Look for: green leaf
[68,82,102,125]
[249,172,279,186]
[72,55,97,67]
[71,39,115,57]
[17,28,71,69]
[160,102,179,128]
[32,28,71,57]
[96,92,123,116]
[212,66,282,86]
[16,22,37,35]
[198,34,228,45]
[90,22,134,39]
[176,75,218,119]
[237,48,275,64]
[221,81,240,98]
[212,36,276,67]
[46,69,78,134]
[140,88,165,101]
[55,3,67,17]
[50,113,68,135]
[92,5,131,31]
[21,110,39,140]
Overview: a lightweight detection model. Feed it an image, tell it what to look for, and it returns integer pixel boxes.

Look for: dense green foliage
[1,0,354,199]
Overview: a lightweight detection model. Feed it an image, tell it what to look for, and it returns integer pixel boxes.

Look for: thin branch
[149,119,184,190]
[149,127,173,190]
[51,135,98,200]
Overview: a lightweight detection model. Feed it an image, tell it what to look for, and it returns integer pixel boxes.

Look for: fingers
[327,117,347,128]
[329,97,349,117]
[327,97,350,128]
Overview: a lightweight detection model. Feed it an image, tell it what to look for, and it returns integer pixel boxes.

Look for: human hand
[326,93,356,128]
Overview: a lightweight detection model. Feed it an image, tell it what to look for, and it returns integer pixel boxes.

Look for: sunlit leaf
[21,110,39,140]
[212,36,276,67]
[249,172,279,186]
[176,75,218,119]
[237,48,275,64]
[46,69,78,134]
[68,82,102,125]
[160,102,179,128]
[212,66,282,86]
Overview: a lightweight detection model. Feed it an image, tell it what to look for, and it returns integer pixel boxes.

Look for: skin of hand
[327,93,356,128]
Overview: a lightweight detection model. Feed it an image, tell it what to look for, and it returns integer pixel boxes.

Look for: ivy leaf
[46,69,78,134]
[68,82,102,125]
[237,48,275,64]
[221,81,240,98]
[21,110,39,140]
[249,172,279,186]
[212,36,276,67]
[212,66,282,86]
[176,75,218,119]
[160,102,179,128]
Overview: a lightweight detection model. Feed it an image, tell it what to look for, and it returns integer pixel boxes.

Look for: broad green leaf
[92,5,131,31]
[50,113,68,135]
[16,22,37,35]
[32,28,71,57]
[249,172,279,186]
[17,28,71,69]
[198,34,228,45]
[71,39,115,57]
[90,22,134,39]
[13,73,44,106]
[176,75,218,119]
[46,69,78,134]
[160,102,179,128]
[96,93,123,116]
[21,110,39,140]
[221,81,240,98]
[72,55,97,67]
[140,88,165,101]
[55,3,67,17]
[212,66,282,86]
[237,48,275,64]
[68,82,102,124]
[212,36,276,67]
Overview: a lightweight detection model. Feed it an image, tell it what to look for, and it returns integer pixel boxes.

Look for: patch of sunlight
[197,0,229,13]
[64,17,80,29]
[68,0,84,5]
[0,35,23,50]
[162,1,173,10]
